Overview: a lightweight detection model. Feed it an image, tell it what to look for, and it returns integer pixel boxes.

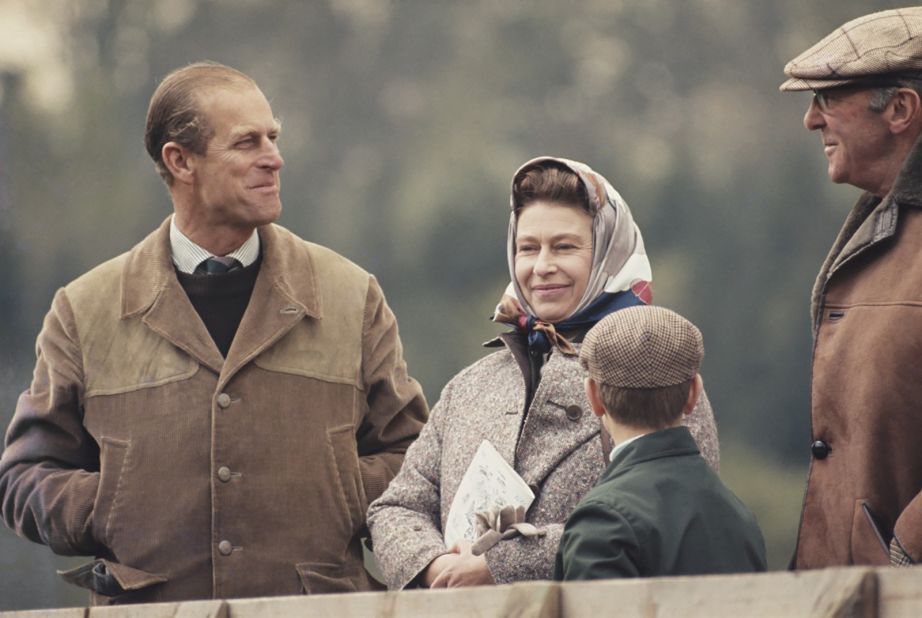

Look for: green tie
[196,257,241,275]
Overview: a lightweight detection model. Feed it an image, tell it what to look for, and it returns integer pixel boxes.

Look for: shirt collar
[608,432,649,462]
[169,215,261,274]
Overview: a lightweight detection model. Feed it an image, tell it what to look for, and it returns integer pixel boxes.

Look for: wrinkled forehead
[198,83,280,133]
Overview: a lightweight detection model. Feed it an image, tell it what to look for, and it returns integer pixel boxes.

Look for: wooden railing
[4,566,921,617]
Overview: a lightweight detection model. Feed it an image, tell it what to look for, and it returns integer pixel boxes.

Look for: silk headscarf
[493,156,652,354]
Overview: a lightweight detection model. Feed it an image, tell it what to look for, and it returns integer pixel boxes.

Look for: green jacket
[555,426,766,580]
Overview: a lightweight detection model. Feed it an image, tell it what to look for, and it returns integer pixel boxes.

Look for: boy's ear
[681,374,703,417]
[584,377,607,418]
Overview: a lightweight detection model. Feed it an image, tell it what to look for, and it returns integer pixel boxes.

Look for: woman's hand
[422,552,460,587]
[429,541,495,588]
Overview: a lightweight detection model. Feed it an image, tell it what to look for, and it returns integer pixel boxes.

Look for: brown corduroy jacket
[0,217,428,604]
[797,132,922,568]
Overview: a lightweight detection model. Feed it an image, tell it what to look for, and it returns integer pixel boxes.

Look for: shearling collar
[811,132,922,327]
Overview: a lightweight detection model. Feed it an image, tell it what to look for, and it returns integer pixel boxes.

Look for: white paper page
[443,440,535,548]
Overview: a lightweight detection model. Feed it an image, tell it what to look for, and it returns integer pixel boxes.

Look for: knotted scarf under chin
[494,289,647,357]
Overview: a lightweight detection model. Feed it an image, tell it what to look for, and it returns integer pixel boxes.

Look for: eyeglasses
[812,83,900,112]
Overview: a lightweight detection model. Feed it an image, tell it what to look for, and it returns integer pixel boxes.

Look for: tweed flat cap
[780,7,922,91]
[580,306,703,389]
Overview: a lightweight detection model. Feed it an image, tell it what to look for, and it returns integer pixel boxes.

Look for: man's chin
[253,202,282,226]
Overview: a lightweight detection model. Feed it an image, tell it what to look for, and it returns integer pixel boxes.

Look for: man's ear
[887,88,922,135]
[162,141,196,185]
[681,374,703,417]
[584,377,607,418]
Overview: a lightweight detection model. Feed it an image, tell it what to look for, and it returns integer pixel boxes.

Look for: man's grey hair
[869,77,922,113]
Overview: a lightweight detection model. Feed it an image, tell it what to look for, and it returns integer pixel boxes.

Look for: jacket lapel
[220,224,321,386]
[121,217,225,374]
[515,349,600,487]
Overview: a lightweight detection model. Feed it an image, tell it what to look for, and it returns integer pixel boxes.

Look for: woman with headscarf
[367,157,718,589]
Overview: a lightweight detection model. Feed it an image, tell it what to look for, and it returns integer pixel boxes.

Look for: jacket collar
[603,425,699,479]
[812,132,922,326]
[119,217,322,379]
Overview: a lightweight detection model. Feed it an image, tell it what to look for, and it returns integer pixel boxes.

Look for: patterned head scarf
[493,156,652,354]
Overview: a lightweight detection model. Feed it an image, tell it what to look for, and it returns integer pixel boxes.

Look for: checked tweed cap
[580,306,703,389]
[780,7,922,91]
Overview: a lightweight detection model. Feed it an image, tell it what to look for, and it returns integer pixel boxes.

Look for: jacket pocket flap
[851,500,891,566]
[295,561,364,595]
[59,558,167,595]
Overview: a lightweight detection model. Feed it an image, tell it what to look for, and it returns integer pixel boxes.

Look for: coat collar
[119,217,322,380]
[811,132,922,326]
[603,425,699,479]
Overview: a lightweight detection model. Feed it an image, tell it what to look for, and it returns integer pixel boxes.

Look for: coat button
[565,405,583,421]
[217,466,232,482]
[811,440,831,460]
[217,393,232,409]
[218,540,233,555]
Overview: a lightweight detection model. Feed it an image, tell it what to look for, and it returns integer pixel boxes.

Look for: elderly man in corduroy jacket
[780,7,922,569]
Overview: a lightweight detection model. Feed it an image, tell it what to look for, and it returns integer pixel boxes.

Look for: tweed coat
[555,426,765,581]
[0,217,427,604]
[367,332,719,589]
[796,133,922,567]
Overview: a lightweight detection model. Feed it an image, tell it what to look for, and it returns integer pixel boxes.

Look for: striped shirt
[169,215,260,274]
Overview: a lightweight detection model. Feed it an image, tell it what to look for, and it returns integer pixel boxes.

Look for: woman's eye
[517,245,537,254]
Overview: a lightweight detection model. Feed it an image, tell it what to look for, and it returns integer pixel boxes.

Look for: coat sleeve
[483,521,568,583]
[356,276,429,507]
[366,379,454,590]
[0,288,101,556]
[892,492,922,564]
[554,499,641,581]
[684,385,719,471]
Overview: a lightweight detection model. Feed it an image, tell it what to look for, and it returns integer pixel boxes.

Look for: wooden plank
[0,609,85,618]
[90,599,227,618]
[878,567,922,618]
[559,567,877,618]
[226,582,559,618]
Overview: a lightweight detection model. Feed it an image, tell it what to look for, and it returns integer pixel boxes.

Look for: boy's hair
[580,306,703,429]
[597,379,693,430]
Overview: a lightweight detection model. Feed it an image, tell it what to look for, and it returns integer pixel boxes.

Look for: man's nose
[259,141,284,170]
[804,99,825,131]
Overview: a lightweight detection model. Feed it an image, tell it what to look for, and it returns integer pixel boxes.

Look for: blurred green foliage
[0,0,905,609]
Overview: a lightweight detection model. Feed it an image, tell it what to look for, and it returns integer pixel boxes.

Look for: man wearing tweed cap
[781,7,922,569]
[554,306,765,581]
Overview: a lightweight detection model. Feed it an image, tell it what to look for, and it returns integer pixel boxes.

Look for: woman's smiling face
[514,200,594,323]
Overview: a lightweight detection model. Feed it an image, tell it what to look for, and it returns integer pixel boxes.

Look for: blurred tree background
[0,0,902,609]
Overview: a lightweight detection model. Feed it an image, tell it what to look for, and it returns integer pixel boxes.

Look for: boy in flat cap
[780,7,922,569]
[554,306,766,581]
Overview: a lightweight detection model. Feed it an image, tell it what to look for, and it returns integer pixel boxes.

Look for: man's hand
[429,541,495,588]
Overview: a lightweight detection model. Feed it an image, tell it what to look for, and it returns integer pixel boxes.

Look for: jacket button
[217,393,232,409]
[218,540,233,555]
[565,405,583,421]
[811,440,831,460]
[217,466,232,482]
